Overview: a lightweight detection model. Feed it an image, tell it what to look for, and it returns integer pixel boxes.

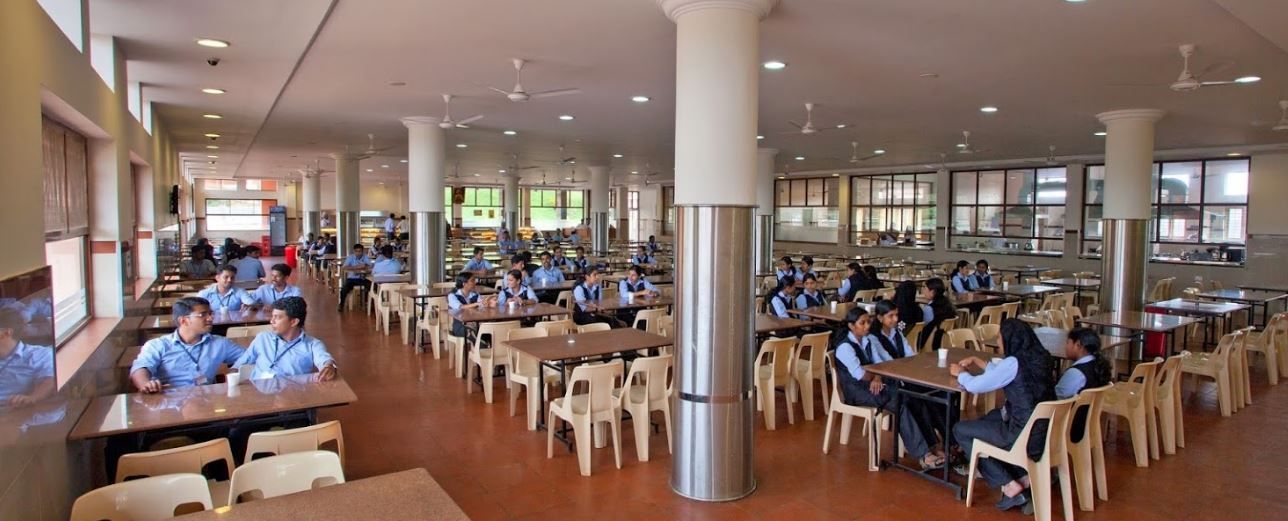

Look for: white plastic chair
[244,420,346,468]
[1067,384,1111,511]
[754,336,798,430]
[821,353,888,471]
[613,354,673,461]
[1103,358,1162,467]
[577,322,611,333]
[1154,352,1188,455]
[72,473,213,521]
[226,325,271,340]
[965,397,1076,521]
[417,296,446,358]
[374,283,410,335]
[546,360,624,476]
[1243,312,1285,385]
[114,438,234,508]
[467,320,522,403]
[227,450,345,505]
[507,328,557,430]
[1182,330,1243,417]
[535,318,574,337]
[791,332,830,421]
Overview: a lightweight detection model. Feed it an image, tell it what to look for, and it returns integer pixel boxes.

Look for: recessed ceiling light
[613,154,623,158]
[207,155,218,158]
[1094,131,1107,137]
[204,133,221,138]
[831,173,839,177]
[206,145,219,150]
[762,61,787,70]
[381,164,389,168]
[1226,152,1243,157]
[1234,76,1261,84]
[196,38,229,48]
[919,72,940,78]
[558,115,574,121]
[569,160,576,164]
[980,106,999,113]
[564,177,573,181]
[201,88,226,95]
[400,159,408,163]
[756,135,764,140]
[472,173,480,177]
[208,161,216,165]
[835,124,847,129]
[631,95,650,103]
[498,169,507,173]
[202,114,222,119]
[503,130,517,136]
[776,175,786,179]
[1064,0,1086,3]
[366,168,373,172]
[456,143,468,148]
[956,143,967,148]
[795,156,805,161]
[873,149,886,154]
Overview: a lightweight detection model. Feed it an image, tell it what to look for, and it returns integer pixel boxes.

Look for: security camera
[207,57,221,66]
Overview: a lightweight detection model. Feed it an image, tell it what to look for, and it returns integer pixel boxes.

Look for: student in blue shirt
[550,245,571,270]
[253,263,302,306]
[618,266,659,299]
[950,260,977,294]
[768,277,797,318]
[796,273,826,309]
[497,230,515,254]
[129,297,246,392]
[974,259,994,290]
[837,262,864,303]
[371,245,404,275]
[463,247,494,275]
[950,319,1056,514]
[799,256,818,279]
[631,245,655,266]
[447,272,488,337]
[337,244,373,311]
[776,256,801,282]
[232,245,267,283]
[572,268,623,327]
[1056,328,1112,400]
[198,265,257,313]
[182,246,218,278]
[868,299,951,458]
[497,270,538,307]
[832,307,942,469]
[0,310,56,406]
[570,246,591,273]
[530,252,566,287]
[646,235,660,254]
[236,297,337,381]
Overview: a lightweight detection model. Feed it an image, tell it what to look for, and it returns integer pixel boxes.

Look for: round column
[1096,109,1165,313]
[503,174,519,232]
[754,148,778,273]
[331,152,361,258]
[301,170,321,238]
[402,117,447,285]
[589,165,611,254]
[660,0,775,502]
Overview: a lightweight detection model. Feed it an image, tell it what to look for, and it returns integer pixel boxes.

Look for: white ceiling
[94,0,1288,188]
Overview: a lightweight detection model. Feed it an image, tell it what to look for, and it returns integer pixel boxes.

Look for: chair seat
[793,364,818,379]
[1181,357,1222,376]
[1102,382,1144,408]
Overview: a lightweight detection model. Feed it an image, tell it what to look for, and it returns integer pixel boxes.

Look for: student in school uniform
[950,260,977,294]
[868,299,951,461]
[129,297,246,392]
[550,245,571,270]
[497,270,538,307]
[337,244,373,311]
[796,273,827,309]
[198,265,257,313]
[836,262,863,302]
[530,252,566,303]
[646,235,661,254]
[862,265,882,290]
[768,277,798,318]
[447,272,486,338]
[951,319,1056,514]
[463,247,494,275]
[570,246,591,273]
[253,263,302,307]
[974,259,995,290]
[631,245,655,266]
[776,256,800,282]
[832,307,945,470]
[182,246,218,278]
[384,213,397,241]
[915,278,956,350]
[371,245,404,275]
[1057,327,1113,447]
[571,268,624,327]
[235,297,338,381]
[799,256,818,279]
[0,309,56,406]
[232,245,267,283]
[618,266,659,299]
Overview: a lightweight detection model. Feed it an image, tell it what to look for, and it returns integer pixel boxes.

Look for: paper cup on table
[830,301,837,313]
[225,372,241,388]
[627,293,635,303]
[937,348,948,362]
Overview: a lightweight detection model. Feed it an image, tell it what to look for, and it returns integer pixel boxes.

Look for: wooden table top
[591,295,673,312]
[395,287,497,300]
[68,375,357,440]
[946,292,1012,308]
[369,273,411,284]
[174,468,467,520]
[1149,298,1250,317]
[1040,278,1102,288]
[1195,288,1288,304]
[984,326,1131,360]
[994,265,1052,274]
[506,328,673,362]
[528,279,579,291]
[1076,310,1200,333]
[755,314,817,334]
[789,304,867,322]
[450,303,570,323]
[980,284,1062,298]
[864,348,973,392]
[139,308,274,333]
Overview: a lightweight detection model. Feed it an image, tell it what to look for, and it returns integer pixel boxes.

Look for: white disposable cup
[830,301,837,312]
[1002,281,1009,290]
[937,348,948,362]
[628,293,635,303]
[225,372,241,387]
[508,300,518,310]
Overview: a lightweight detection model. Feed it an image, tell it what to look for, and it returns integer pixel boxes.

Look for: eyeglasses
[185,311,213,319]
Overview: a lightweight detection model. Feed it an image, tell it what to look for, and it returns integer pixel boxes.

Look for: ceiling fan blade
[529,88,581,99]
[787,121,804,129]
[1194,60,1234,80]
[456,114,485,125]
[485,85,511,95]
[1198,80,1237,87]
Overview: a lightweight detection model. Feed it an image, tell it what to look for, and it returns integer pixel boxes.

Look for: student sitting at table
[447,272,486,337]
[776,256,800,282]
[767,277,798,318]
[837,262,864,303]
[497,270,538,307]
[464,247,494,275]
[974,259,995,290]
[799,256,818,279]
[950,260,977,294]
[531,252,566,286]
[917,278,956,350]
[570,246,591,273]
[951,319,1056,514]
[0,309,56,407]
[337,244,373,311]
[521,251,540,277]
[833,307,945,470]
[181,246,218,278]
[862,265,882,290]
[619,266,659,299]
[571,268,623,327]
[129,297,247,392]
[229,245,266,283]
[497,230,516,254]
[1057,328,1111,400]
[892,280,927,327]
[868,299,952,457]
[631,245,656,266]
[550,245,571,270]
[253,263,302,306]
[236,297,338,381]
[198,265,257,313]
[796,273,826,309]
[371,245,404,275]
[646,235,661,254]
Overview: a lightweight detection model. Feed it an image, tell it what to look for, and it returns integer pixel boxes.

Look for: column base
[412,212,444,285]
[1100,218,1149,313]
[336,211,359,257]
[592,212,609,254]
[753,214,774,274]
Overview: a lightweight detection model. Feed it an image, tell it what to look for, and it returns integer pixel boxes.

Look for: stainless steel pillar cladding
[1100,218,1149,313]
[671,205,756,502]
[411,211,444,285]
[335,211,359,258]
[302,211,320,238]
[753,214,774,274]
[592,212,610,254]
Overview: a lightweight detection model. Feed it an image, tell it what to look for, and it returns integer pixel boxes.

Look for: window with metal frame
[774,177,839,243]
[850,173,936,246]
[949,167,1067,253]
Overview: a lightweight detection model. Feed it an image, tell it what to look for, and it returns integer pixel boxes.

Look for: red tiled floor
[287,269,1288,520]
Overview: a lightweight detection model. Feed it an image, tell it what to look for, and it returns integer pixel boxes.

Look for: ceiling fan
[552,145,576,166]
[1045,145,1058,165]
[1273,100,1288,132]
[438,94,484,129]
[781,102,845,135]
[833,141,882,163]
[1113,44,1256,92]
[956,130,986,155]
[353,133,394,159]
[500,153,541,174]
[487,58,581,102]
[922,152,949,171]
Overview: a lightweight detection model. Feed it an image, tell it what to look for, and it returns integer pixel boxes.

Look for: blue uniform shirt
[866,329,916,359]
[769,290,795,318]
[632,254,655,265]
[236,331,335,380]
[0,341,55,404]
[342,254,373,279]
[372,257,403,275]
[463,258,494,272]
[182,259,218,277]
[497,285,537,306]
[835,332,894,382]
[198,285,256,312]
[950,273,977,294]
[957,356,1019,394]
[1055,355,1095,399]
[130,332,245,388]
[531,266,565,285]
[974,272,994,290]
[619,278,657,295]
[252,283,302,306]
[570,257,590,272]
[232,257,266,282]
[573,283,601,312]
[776,267,803,282]
[796,289,825,310]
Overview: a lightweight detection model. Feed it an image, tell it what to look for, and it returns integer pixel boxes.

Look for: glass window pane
[953,207,974,235]
[851,177,870,205]
[978,171,1005,205]
[245,179,262,190]
[789,180,806,206]
[916,206,936,233]
[1003,206,1034,237]
[776,180,790,206]
[205,199,230,214]
[1156,205,1201,242]
[1084,206,1103,239]
[568,190,584,208]
[1004,169,1033,205]
[805,179,823,205]
[977,206,1003,236]
[916,175,935,205]
[1085,166,1105,204]
[1159,162,1201,204]
[1203,159,1249,204]
[872,178,891,205]
[1202,206,1246,244]
[953,171,976,204]
[45,237,87,342]
[1035,167,1067,205]
[1035,206,1065,238]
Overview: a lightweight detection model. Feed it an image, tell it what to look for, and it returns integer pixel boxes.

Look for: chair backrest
[1014,397,1077,465]
[477,320,523,350]
[975,323,1000,346]
[1001,301,1020,320]
[226,324,272,339]
[244,420,346,467]
[656,314,675,337]
[976,305,1005,327]
[72,474,213,521]
[756,336,797,382]
[563,360,624,416]
[555,290,574,310]
[795,332,830,376]
[1046,309,1066,330]
[1125,357,1163,408]
[622,354,672,404]
[1067,384,1111,445]
[1063,306,1083,329]
[577,322,611,333]
[825,351,843,407]
[945,328,980,351]
[432,281,456,289]
[1154,352,1188,402]
[116,438,235,483]
[904,322,926,352]
[378,282,410,305]
[633,308,668,333]
[1040,292,1065,311]
[507,327,549,377]
[227,451,345,505]
[1149,277,1174,301]
[1073,271,1096,279]
[875,288,895,300]
[1040,269,1062,279]
[425,296,447,323]
[536,319,574,337]
[853,289,877,303]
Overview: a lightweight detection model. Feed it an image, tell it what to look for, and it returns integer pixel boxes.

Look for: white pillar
[589,165,611,252]
[1096,109,1165,313]
[331,152,361,258]
[754,148,778,272]
[301,170,321,238]
[503,174,519,231]
[402,117,447,285]
[660,0,775,502]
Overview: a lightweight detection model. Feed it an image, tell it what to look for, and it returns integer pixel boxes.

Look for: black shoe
[995,490,1029,512]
